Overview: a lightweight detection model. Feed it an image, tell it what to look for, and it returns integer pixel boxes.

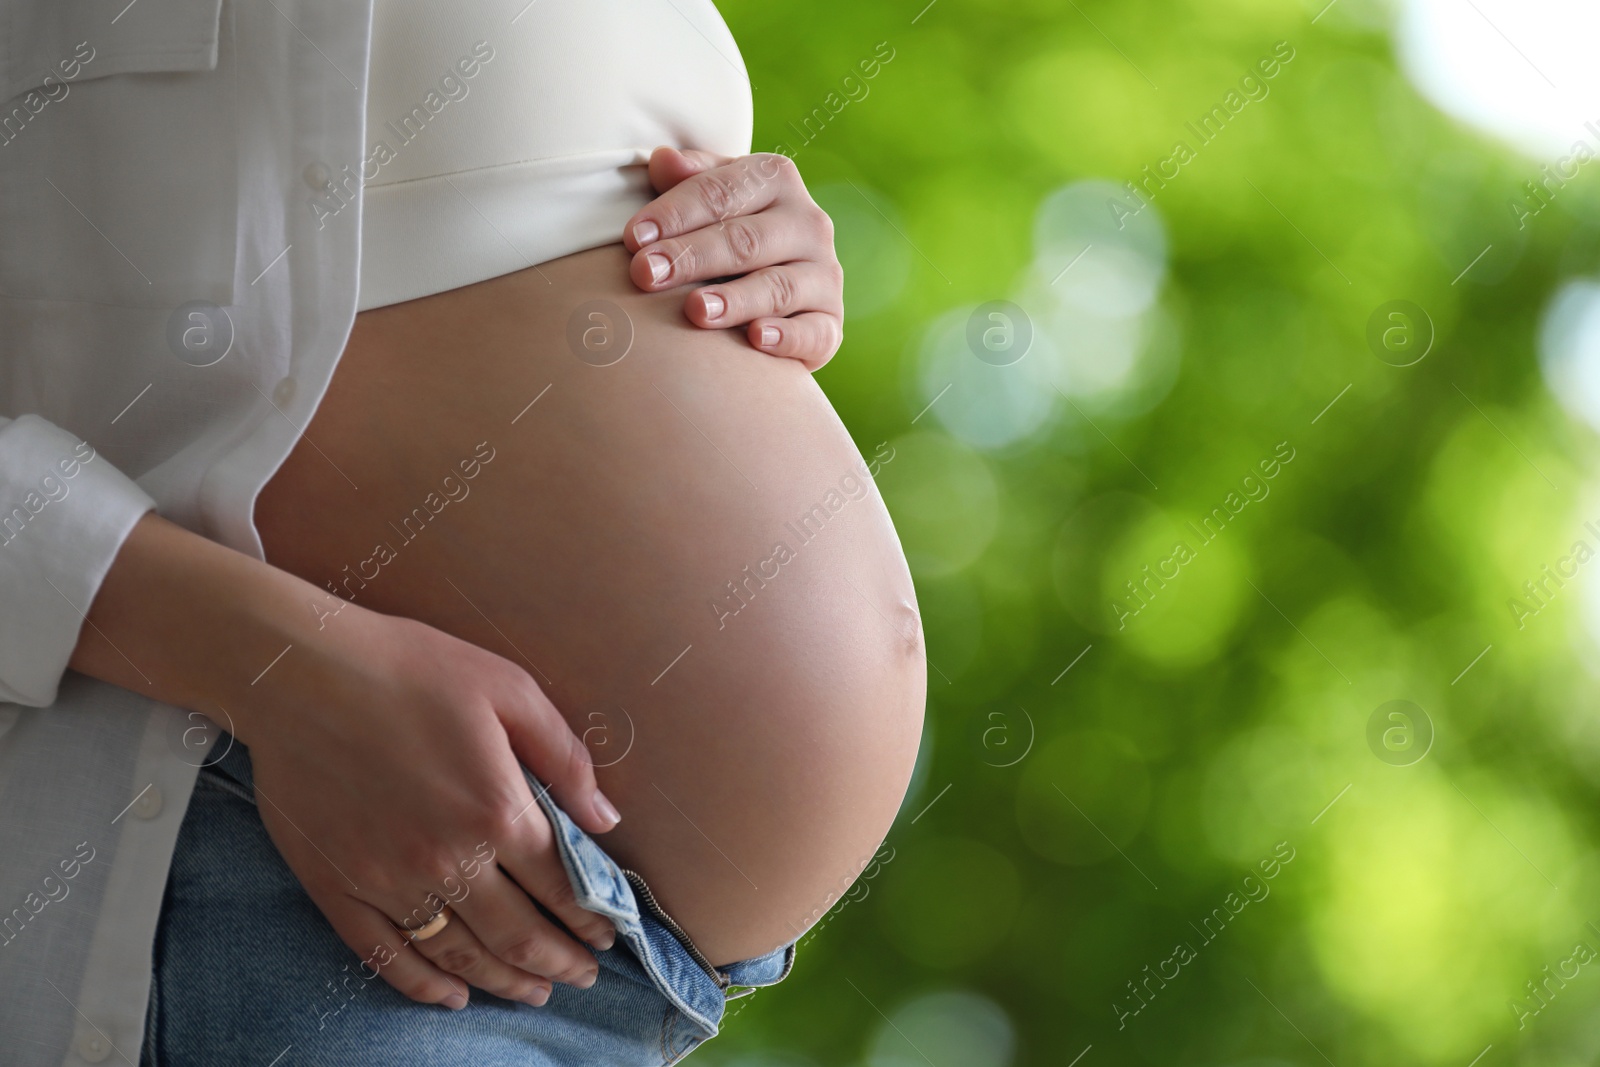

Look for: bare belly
[254,244,925,965]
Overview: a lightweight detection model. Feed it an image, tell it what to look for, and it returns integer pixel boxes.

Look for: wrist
[198,549,360,746]
[72,513,367,744]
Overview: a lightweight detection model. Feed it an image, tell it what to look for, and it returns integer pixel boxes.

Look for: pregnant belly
[253,244,926,966]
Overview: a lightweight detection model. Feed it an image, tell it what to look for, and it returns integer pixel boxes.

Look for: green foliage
[707,0,1600,1063]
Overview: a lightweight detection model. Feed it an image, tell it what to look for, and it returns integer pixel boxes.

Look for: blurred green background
[703,0,1600,1064]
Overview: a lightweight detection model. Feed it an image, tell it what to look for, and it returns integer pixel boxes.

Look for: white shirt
[0,0,748,1063]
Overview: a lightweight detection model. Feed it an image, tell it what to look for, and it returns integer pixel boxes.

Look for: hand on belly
[255,244,926,966]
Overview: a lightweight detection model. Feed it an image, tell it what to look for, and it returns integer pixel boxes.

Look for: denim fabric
[139,735,794,1066]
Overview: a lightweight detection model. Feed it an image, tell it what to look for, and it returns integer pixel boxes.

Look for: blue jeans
[140,736,794,1066]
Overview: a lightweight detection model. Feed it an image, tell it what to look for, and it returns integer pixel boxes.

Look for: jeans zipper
[619,867,731,992]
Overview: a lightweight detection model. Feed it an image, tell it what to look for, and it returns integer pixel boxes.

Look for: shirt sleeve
[0,413,156,707]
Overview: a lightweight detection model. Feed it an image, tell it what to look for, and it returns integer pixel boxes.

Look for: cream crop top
[357,0,754,311]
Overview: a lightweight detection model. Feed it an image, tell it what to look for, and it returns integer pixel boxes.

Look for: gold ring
[399,906,453,943]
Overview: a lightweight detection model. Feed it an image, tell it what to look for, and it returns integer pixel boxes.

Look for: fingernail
[647,253,671,284]
[760,325,781,348]
[701,292,725,320]
[523,986,551,1008]
[444,992,468,1010]
[576,968,600,989]
[593,791,621,829]
[592,926,617,951]
[633,220,660,246]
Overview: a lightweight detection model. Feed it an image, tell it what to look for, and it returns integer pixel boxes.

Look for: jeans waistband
[201,736,795,1041]
[517,765,795,1036]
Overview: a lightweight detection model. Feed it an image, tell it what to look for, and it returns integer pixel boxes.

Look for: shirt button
[74,1030,111,1063]
[272,376,296,407]
[131,785,163,820]
[303,161,332,189]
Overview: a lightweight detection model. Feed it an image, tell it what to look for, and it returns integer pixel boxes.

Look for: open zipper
[619,867,748,995]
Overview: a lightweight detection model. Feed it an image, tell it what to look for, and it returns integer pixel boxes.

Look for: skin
[74,511,606,1009]
[624,149,845,370]
[253,241,925,969]
[70,149,914,1011]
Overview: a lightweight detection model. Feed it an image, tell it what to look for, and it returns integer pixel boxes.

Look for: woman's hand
[624,146,845,371]
[72,514,620,1011]
[243,607,621,1010]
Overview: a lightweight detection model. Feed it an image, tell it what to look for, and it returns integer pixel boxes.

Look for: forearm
[68,510,332,742]
[69,509,620,1002]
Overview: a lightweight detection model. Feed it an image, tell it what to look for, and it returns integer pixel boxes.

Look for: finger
[644,146,736,198]
[314,889,470,1010]
[624,153,800,251]
[451,864,600,989]
[498,678,620,835]
[412,911,554,1008]
[687,261,843,329]
[630,211,817,291]
[747,311,843,371]
[496,813,618,953]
